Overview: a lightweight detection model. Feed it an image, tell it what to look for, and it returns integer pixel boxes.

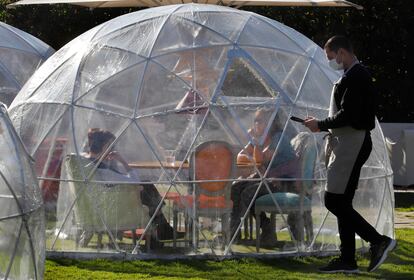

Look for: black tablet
[290,116,305,123]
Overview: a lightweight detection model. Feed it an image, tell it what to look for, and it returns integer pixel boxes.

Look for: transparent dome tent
[0,22,54,106]
[0,104,44,279]
[8,4,394,259]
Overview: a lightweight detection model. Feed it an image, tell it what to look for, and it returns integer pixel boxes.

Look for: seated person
[230,109,300,243]
[79,128,174,246]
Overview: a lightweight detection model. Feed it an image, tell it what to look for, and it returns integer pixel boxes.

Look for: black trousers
[230,173,292,236]
[140,183,172,238]
[231,180,280,234]
[324,131,383,262]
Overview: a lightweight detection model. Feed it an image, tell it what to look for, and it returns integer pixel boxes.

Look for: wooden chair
[64,154,151,249]
[172,141,235,249]
[254,132,317,252]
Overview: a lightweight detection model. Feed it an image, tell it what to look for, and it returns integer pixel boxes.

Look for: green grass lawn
[45,228,414,280]
[395,207,414,212]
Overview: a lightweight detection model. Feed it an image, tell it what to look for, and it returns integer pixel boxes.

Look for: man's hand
[107,151,131,172]
[304,117,320,132]
[106,151,122,161]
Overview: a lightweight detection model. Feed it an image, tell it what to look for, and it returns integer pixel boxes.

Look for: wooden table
[129,160,260,177]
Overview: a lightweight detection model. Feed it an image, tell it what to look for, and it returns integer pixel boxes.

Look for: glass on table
[164,149,175,166]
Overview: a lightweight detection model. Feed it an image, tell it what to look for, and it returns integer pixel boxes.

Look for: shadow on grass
[49,229,414,280]
[51,258,230,279]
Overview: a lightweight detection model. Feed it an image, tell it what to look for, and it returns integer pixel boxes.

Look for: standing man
[304,35,396,274]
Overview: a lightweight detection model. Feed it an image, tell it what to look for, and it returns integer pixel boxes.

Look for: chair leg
[131,229,137,246]
[244,217,249,240]
[97,233,103,249]
[75,228,81,249]
[249,213,254,241]
[222,213,231,247]
[241,213,254,241]
[256,212,261,253]
[299,216,305,244]
[146,233,151,252]
[194,216,199,250]
[173,209,178,248]
[293,211,305,244]
[185,212,191,248]
[146,227,155,253]
[78,230,93,247]
[270,213,277,241]
[178,211,182,231]
[304,211,313,244]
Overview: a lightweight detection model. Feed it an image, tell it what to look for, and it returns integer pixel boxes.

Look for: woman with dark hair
[230,109,299,244]
[81,128,174,246]
[84,128,131,175]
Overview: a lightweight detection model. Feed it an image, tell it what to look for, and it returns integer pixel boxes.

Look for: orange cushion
[198,194,233,209]
[123,228,145,238]
[163,192,180,200]
[194,145,233,192]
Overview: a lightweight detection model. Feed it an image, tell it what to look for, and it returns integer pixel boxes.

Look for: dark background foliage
[1,0,413,122]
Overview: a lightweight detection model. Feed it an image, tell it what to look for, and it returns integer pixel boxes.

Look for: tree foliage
[0,0,412,122]
[0,0,138,47]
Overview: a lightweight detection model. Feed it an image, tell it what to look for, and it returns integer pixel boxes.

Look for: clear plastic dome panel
[237,16,304,54]
[153,46,230,100]
[100,17,167,58]
[137,61,194,114]
[241,47,310,102]
[25,58,77,105]
[295,63,332,107]
[17,104,69,156]
[151,15,231,57]
[178,11,248,43]
[77,63,146,117]
[79,45,146,95]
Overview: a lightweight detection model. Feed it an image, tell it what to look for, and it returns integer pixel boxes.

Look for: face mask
[328,57,344,71]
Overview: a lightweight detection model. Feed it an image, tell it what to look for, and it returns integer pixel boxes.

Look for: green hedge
[1,0,412,122]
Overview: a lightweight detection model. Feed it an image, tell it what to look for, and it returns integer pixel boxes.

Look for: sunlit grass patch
[45,228,414,280]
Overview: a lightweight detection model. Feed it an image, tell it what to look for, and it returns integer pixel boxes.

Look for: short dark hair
[87,128,115,154]
[324,35,353,53]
